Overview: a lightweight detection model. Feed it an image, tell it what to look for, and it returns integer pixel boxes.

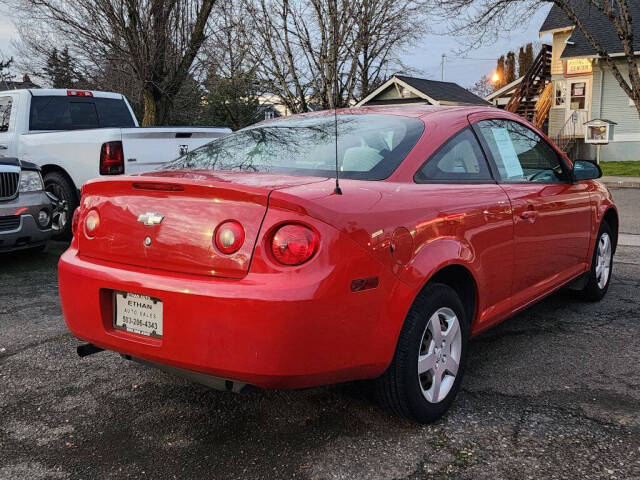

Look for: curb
[601,177,640,189]
[619,233,640,247]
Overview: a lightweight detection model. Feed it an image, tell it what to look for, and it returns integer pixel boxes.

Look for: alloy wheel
[596,232,612,289]
[418,307,462,403]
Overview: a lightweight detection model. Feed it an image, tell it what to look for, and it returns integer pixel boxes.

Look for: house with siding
[540,2,640,161]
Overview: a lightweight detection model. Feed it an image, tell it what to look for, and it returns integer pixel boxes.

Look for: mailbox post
[583,119,617,165]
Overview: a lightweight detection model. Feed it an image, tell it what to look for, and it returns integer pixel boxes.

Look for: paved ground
[610,188,640,236]
[1,200,640,479]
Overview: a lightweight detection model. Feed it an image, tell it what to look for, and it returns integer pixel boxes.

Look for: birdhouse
[584,119,616,145]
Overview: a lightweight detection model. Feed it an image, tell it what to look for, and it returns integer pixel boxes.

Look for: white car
[0,88,230,238]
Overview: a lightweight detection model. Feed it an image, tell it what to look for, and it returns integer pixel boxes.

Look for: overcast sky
[0,4,553,89]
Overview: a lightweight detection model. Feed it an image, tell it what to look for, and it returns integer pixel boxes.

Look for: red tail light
[214,220,245,254]
[71,209,80,236]
[271,224,319,266]
[100,141,124,175]
[67,90,93,97]
[132,182,184,192]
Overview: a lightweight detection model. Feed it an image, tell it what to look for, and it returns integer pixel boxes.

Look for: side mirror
[573,160,602,181]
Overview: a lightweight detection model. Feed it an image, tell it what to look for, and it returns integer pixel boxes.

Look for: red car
[59,106,617,423]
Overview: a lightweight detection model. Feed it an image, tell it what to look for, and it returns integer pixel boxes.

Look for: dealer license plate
[114,292,163,337]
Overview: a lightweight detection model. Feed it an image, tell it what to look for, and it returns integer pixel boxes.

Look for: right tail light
[270,223,319,266]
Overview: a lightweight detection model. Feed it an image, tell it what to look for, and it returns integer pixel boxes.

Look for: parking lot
[1,189,639,480]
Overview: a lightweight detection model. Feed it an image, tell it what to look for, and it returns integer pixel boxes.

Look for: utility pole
[441,54,446,81]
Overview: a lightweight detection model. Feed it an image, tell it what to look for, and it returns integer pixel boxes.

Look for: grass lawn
[600,161,640,177]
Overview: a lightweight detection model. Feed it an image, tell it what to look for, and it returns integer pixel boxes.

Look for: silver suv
[0,158,63,252]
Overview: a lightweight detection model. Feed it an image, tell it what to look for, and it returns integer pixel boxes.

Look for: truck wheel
[44,171,77,241]
[374,283,469,423]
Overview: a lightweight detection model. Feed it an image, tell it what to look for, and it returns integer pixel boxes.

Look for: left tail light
[100,141,124,175]
[71,209,80,236]
[214,220,245,254]
[271,223,319,266]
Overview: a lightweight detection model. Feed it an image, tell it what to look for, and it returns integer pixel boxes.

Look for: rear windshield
[29,96,135,131]
[163,114,424,180]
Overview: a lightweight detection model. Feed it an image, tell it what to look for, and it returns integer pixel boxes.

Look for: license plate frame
[113,291,163,338]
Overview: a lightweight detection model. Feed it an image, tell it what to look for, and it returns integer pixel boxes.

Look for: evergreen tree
[505,51,516,84]
[201,69,262,131]
[43,47,83,88]
[517,43,536,77]
[495,56,506,90]
[525,43,535,71]
[518,47,527,77]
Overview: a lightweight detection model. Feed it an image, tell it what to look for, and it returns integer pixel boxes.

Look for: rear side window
[29,96,135,130]
[475,119,568,183]
[415,127,492,182]
[0,96,12,132]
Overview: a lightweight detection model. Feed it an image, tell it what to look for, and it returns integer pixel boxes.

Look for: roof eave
[539,25,574,37]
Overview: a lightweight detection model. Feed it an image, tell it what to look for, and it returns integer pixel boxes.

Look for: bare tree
[0,57,13,89]
[13,0,217,125]
[469,74,494,98]
[200,1,264,129]
[245,0,429,113]
[432,0,640,117]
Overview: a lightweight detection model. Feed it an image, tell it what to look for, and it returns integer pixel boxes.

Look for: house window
[264,111,275,120]
[570,82,586,109]
[554,82,566,107]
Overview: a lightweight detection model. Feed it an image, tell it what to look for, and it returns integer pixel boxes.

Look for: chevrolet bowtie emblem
[137,212,164,226]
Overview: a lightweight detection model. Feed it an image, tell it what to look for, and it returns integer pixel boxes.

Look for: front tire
[374,283,469,423]
[581,222,614,302]
[44,171,77,241]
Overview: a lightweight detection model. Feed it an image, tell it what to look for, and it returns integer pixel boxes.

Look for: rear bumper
[58,246,415,389]
[0,193,53,251]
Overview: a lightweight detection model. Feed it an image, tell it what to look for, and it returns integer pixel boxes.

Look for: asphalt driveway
[1,233,639,479]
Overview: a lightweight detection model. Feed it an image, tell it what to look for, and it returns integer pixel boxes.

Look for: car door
[413,126,515,330]
[471,116,592,308]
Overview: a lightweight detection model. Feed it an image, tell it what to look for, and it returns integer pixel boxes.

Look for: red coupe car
[59,106,617,423]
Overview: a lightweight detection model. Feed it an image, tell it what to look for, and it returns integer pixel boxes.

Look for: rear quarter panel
[121,127,231,174]
[19,128,122,188]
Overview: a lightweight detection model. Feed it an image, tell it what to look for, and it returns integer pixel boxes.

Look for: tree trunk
[142,86,158,126]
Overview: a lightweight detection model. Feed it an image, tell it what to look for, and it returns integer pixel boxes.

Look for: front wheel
[374,283,469,423]
[580,222,614,301]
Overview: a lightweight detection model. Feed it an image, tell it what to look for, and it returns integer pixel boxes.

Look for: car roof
[0,88,125,100]
[280,105,500,121]
[347,104,493,118]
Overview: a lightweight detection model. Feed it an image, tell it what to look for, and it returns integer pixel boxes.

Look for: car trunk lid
[77,171,325,278]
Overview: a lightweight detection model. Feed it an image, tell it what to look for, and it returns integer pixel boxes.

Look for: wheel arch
[41,164,79,203]
[411,262,479,332]
[601,207,619,254]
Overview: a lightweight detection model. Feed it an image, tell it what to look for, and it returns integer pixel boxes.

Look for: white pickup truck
[0,88,230,238]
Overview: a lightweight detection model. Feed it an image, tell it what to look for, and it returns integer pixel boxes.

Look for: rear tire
[44,171,77,241]
[374,283,469,423]
[581,222,614,302]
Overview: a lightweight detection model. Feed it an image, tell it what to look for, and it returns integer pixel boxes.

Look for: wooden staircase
[505,44,552,124]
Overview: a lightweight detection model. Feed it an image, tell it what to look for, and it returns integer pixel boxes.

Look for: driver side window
[476,119,568,183]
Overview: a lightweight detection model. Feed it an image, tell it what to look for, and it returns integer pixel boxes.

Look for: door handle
[520,210,537,220]
[0,144,8,150]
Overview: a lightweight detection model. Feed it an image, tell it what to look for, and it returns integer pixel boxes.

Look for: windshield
[163,114,424,180]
